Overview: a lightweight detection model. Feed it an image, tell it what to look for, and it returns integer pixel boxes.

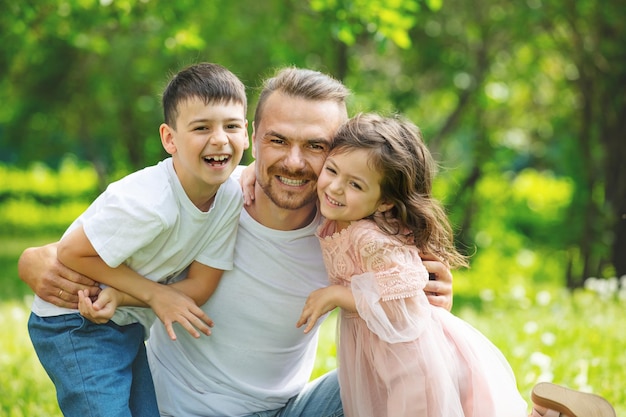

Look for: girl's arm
[59,225,216,340]
[296,284,356,334]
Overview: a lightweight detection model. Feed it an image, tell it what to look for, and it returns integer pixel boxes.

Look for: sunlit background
[1,0,624,415]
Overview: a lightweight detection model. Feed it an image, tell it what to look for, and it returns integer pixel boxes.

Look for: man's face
[252,91,346,211]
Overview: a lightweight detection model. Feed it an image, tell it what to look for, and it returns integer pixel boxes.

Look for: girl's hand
[297,285,346,334]
[239,162,256,206]
[78,288,118,323]
[148,285,215,341]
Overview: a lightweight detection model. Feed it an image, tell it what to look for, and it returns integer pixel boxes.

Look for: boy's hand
[78,288,118,323]
[148,285,215,341]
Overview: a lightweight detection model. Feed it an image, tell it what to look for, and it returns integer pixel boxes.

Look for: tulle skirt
[337,307,529,417]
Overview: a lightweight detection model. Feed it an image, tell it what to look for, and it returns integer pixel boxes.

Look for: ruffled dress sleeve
[350,224,432,343]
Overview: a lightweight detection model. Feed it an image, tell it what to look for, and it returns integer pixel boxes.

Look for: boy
[27,62,249,417]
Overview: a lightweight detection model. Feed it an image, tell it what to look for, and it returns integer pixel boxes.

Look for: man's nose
[284,146,306,170]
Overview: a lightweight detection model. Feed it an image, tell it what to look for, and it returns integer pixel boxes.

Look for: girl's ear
[160,123,176,155]
[377,201,394,213]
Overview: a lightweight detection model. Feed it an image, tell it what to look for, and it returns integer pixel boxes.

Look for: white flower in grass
[523,321,538,334]
[536,290,551,306]
[529,351,552,370]
[574,359,592,392]
[540,332,556,346]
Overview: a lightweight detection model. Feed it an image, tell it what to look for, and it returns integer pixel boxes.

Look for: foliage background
[1,0,625,415]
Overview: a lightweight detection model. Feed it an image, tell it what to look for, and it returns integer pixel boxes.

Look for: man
[19,66,454,416]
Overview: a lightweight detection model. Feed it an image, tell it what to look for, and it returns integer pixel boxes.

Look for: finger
[178,319,202,339]
[243,189,253,206]
[296,314,308,328]
[303,316,317,334]
[190,308,214,328]
[426,293,452,310]
[185,312,213,336]
[165,322,178,341]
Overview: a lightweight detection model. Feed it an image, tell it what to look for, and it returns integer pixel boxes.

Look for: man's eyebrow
[264,130,287,140]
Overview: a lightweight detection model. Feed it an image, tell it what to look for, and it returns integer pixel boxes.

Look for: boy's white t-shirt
[147,208,330,416]
[31,157,243,331]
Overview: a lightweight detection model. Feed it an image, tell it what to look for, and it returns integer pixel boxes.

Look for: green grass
[2,235,624,415]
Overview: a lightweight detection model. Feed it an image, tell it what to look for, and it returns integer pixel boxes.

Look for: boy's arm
[58,226,214,340]
[168,261,224,307]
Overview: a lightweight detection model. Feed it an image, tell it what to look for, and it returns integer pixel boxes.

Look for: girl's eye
[350,182,363,190]
[325,166,337,174]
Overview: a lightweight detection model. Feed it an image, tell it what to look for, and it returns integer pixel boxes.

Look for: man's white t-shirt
[147,207,329,416]
[31,158,243,331]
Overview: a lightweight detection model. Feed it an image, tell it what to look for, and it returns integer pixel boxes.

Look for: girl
[296,113,616,417]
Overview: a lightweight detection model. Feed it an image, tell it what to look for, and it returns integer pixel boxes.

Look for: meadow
[1,234,624,416]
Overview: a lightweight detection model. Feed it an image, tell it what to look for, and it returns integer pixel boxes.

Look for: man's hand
[238,162,256,206]
[18,243,101,309]
[421,254,454,311]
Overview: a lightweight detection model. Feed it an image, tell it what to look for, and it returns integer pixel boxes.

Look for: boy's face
[251,91,345,211]
[160,97,249,197]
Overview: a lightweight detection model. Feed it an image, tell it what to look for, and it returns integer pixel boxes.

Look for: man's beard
[259,168,318,210]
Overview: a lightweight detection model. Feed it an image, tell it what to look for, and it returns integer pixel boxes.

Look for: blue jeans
[243,370,343,417]
[28,313,159,417]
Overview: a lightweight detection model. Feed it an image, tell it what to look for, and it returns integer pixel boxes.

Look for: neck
[245,190,318,231]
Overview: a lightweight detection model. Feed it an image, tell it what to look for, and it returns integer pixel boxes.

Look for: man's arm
[18,242,101,309]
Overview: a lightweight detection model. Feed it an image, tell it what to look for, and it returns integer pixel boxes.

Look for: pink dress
[317,219,528,417]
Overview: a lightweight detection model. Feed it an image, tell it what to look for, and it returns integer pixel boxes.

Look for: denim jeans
[242,370,343,417]
[28,313,159,417]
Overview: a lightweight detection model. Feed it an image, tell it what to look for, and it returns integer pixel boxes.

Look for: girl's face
[317,148,393,230]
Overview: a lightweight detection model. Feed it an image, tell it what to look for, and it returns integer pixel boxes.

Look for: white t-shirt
[32,158,243,331]
[147,207,329,416]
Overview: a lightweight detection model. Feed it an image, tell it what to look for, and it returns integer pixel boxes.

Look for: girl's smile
[317,148,392,230]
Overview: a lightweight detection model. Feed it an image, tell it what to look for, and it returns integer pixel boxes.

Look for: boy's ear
[160,123,176,155]
[377,201,394,213]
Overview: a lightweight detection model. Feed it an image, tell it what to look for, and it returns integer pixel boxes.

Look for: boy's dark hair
[162,62,247,128]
